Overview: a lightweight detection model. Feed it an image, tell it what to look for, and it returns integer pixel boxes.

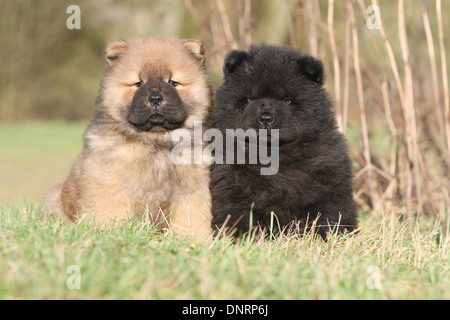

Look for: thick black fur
[210,44,357,238]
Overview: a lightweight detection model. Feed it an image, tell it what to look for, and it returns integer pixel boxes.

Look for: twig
[381,81,398,178]
[286,0,297,47]
[421,0,445,136]
[327,0,342,132]
[398,0,423,215]
[348,0,377,210]
[372,0,412,216]
[413,138,447,235]
[238,0,252,48]
[216,0,238,50]
[183,0,212,42]
[342,0,351,135]
[436,0,450,169]
[303,0,318,57]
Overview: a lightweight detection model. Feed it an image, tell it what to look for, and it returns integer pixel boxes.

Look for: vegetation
[1,0,449,218]
[0,122,85,205]
[0,122,448,300]
[0,205,448,299]
[0,0,449,299]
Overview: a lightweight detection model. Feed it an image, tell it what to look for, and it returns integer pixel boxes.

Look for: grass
[0,121,87,205]
[0,205,448,300]
[0,122,448,299]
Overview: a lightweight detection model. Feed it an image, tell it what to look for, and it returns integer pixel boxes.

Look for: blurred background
[1,0,449,224]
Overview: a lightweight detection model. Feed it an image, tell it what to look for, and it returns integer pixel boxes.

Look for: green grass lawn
[0,122,448,299]
[0,206,448,299]
[0,121,86,206]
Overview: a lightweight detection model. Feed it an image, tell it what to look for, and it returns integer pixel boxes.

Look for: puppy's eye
[134,81,144,88]
[282,99,292,105]
[168,79,179,87]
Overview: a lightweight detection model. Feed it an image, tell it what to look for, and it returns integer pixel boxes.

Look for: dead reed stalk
[348,0,377,210]
[421,0,445,136]
[381,81,398,178]
[303,0,318,57]
[372,0,414,216]
[286,0,297,47]
[398,0,444,231]
[238,0,252,48]
[398,0,424,215]
[216,0,238,50]
[342,0,351,135]
[436,0,450,170]
[327,0,342,132]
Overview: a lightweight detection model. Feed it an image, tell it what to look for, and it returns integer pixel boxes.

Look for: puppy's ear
[297,55,325,85]
[182,39,207,66]
[223,50,248,75]
[104,40,128,66]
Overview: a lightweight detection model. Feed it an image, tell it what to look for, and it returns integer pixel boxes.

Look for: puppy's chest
[90,142,180,196]
[123,148,179,193]
[232,166,320,203]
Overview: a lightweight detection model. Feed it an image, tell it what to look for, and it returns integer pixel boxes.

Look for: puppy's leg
[75,181,135,224]
[170,190,212,240]
[41,184,69,221]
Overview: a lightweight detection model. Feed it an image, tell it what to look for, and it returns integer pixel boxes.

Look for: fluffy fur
[44,37,213,240]
[210,44,357,238]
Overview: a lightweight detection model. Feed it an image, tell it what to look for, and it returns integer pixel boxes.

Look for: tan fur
[43,37,213,240]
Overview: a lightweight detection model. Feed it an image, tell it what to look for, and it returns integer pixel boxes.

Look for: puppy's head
[214,44,335,144]
[97,37,211,139]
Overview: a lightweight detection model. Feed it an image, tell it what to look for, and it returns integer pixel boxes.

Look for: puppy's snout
[149,94,163,107]
[258,112,274,127]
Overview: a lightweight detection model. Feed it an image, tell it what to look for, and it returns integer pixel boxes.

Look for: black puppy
[210,44,357,238]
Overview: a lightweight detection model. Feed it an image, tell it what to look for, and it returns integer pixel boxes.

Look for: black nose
[258,112,274,126]
[149,94,163,107]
